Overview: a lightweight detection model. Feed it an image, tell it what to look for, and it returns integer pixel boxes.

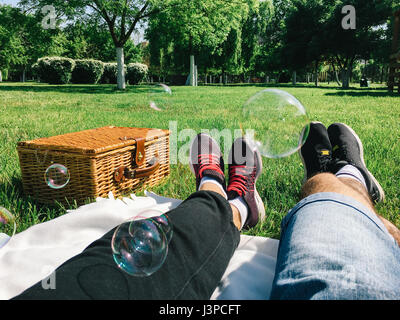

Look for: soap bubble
[148,83,172,111]
[150,214,173,243]
[0,207,16,249]
[240,89,310,159]
[45,163,70,189]
[111,212,173,277]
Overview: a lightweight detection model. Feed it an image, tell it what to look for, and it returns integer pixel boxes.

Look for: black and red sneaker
[227,137,265,229]
[299,122,333,182]
[189,133,226,191]
[328,123,385,203]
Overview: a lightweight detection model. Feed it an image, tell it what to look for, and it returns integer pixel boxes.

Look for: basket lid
[17,126,169,155]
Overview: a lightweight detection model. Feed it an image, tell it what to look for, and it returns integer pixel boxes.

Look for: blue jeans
[270,192,400,300]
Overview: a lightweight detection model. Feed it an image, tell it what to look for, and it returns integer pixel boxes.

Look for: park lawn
[0,81,399,239]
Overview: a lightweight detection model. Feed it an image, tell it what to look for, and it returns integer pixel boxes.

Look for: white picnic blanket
[0,191,279,300]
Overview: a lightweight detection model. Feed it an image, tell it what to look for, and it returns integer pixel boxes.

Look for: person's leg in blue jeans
[270,122,400,300]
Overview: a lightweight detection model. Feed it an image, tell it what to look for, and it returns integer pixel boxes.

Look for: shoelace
[331,146,354,171]
[227,165,255,197]
[318,154,332,172]
[198,154,224,177]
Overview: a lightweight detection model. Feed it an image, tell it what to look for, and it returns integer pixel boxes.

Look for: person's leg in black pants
[14,133,264,300]
[14,190,239,300]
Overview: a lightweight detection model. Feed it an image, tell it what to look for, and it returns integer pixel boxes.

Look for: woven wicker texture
[17,126,168,154]
[17,127,170,205]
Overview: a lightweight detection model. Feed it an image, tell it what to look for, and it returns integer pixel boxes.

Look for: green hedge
[33,57,149,85]
[100,63,117,84]
[71,59,104,84]
[126,63,148,85]
[35,57,75,84]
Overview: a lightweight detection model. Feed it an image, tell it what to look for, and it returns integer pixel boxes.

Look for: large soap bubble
[240,89,310,159]
[148,83,172,111]
[111,210,173,277]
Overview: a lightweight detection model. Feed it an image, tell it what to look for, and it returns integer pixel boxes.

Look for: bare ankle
[199,182,227,199]
[230,204,242,231]
[338,177,374,210]
[300,173,375,212]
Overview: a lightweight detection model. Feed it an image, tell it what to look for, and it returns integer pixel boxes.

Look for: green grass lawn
[0,81,399,239]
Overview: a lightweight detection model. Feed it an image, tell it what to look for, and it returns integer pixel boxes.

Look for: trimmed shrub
[100,63,118,84]
[100,63,129,84]
[35,57,75,84]
[126,63,148,85]
[71,59,104,84]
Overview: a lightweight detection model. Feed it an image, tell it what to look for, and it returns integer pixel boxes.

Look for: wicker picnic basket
[17,126,170,205]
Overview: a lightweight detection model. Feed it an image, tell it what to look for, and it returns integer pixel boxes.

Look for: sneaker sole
[337,123,385,202]
[249,141,266,225]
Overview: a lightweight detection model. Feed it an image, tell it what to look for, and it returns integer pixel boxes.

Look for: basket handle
[118,137,146,166]
[114,158,160,182]
[135,160,160,178]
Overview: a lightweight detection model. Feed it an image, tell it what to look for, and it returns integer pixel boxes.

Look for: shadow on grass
[1,81,396,97]
[324,90,399,97]
[201,82,394,92]
[203,82,342,89]
[0,83,151,95]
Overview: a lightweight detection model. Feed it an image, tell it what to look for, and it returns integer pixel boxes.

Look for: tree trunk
[116,47,126,90]
[189,55,195,86]
[22,68,26,82]
[292,71,297,85]
[342,69,350,89]
[334,71,340,86]
[0,70,2,82]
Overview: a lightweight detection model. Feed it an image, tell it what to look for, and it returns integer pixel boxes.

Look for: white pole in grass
[189,55,195,86]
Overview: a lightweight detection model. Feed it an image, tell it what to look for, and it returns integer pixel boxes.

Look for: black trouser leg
[14,191,240,300]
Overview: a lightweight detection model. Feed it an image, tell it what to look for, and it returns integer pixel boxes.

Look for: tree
[0,4,71,82]
[282,0,333,86]
[146,0,249,86]
[279,0,395,88]
[322,0,395,88]
[256,0,294,81]
[0,5,29,81]
[63,19,143,63]
[20,0,173,89]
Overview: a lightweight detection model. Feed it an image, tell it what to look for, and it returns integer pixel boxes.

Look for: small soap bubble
[148,83,172,111]
[45,163,70,189]
[0,207,16,249]
[111,210,173,277]
[240,89,310,159]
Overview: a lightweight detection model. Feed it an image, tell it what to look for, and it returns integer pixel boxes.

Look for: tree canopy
[0,0,399,86]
